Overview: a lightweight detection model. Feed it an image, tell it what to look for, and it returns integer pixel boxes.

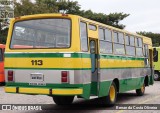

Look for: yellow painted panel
[5,57,144,69]
[5,58,91,68]
[19,88,49,94]
[100,59,144,68]
[5,87,16,93]
[52,89,83,95]
[88,30,98,39]
[82,58,91,68]
[5,87,83,95]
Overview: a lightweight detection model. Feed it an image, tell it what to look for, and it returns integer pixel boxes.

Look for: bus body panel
[5,52,92,98]
[5,14,92,99]
[0,44,5,83]
[5,53,91,84]
[153,47,160,71]
[0,62,4,82]
[98,56,152,97]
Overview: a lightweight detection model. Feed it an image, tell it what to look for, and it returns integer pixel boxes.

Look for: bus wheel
[52,96,74,105]
[136,83,145,96]
[102,82,117,106]
[154,72,160,81]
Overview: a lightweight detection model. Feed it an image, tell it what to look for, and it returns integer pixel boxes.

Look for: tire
[0,82,5,86]
[101,82,117,107]
[52,95,74,105]
[154,72,160,81]
[136,83,145,96]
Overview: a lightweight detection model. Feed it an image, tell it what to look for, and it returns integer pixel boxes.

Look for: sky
[73,0,160,33]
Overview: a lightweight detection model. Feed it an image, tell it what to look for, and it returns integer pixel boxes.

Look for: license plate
[30,73,44,82]
[29,82,46,86]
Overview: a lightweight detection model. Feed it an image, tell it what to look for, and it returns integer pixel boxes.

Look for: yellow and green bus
[5,14,154,106]
[153,47,160,81]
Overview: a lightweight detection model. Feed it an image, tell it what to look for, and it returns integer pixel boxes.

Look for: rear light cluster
[61,71,69,83]
[8,70,14,82]
[7,70,69,83]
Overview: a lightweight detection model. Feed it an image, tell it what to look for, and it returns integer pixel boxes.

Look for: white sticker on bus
[63,54,71,57]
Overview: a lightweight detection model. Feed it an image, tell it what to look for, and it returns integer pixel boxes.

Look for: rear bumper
[5,87,83,95]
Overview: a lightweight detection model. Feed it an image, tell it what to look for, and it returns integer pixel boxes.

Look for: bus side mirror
[153,48,158,62]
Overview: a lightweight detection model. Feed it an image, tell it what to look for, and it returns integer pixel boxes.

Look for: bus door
[144,45,153,85]
[89,39,99,95]
[149,49,154,85]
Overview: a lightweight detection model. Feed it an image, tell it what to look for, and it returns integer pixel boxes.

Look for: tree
[0,2,12,44]
[14,0,57,17]
[14,0,129,29]
[75,10,129,29]
[0,0,130,44]
[137,31,160,47]
[0,19,9,44]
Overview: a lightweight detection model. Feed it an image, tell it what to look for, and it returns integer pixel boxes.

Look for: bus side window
[113,32,125,55]
[144,44,149,57]
[126,35,136,56]
[136,37,143,57]
[99,28,113,54]
[80,22,88,52]
[144,44,149,66]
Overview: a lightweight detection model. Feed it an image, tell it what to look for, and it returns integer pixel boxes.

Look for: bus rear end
[0,44,5,83]
[5,14,90,105]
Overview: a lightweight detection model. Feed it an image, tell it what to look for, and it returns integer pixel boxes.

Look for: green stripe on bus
[5,53,144,60]
[98,77,145,97]
[5,53,90,58]
[100,67,149,69]
[6,82,83,88]
[100,55,144,60]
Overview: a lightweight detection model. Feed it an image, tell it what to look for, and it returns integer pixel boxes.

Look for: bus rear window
[10,19,71,49]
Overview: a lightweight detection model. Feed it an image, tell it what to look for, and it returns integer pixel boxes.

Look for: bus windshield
[10,19,71,49]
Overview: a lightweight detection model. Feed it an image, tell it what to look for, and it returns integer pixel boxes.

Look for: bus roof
[79,15,152,44]
[12,13,152,45]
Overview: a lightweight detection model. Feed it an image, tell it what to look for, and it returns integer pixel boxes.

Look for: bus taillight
[61,71,69,83]
[8,70,14,81]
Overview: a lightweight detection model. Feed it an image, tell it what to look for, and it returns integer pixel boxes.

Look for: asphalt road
[0,81,160,113]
